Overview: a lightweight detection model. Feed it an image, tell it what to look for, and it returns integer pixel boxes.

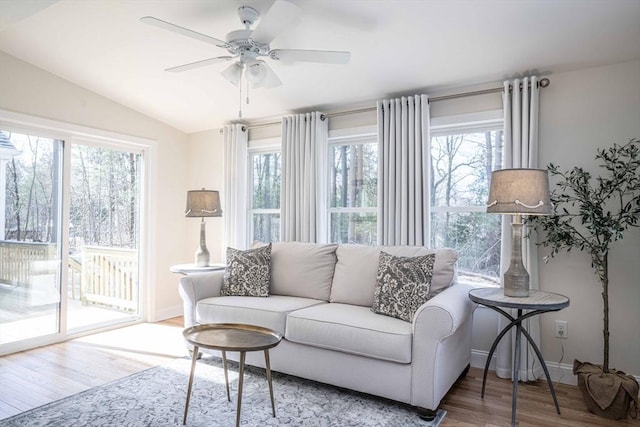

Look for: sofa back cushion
[269,242,338,301]
[330,245,458,307]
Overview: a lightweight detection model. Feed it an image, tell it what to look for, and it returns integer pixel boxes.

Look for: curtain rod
[220,78,550,133]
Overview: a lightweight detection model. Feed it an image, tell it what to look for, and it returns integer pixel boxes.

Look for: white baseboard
[472,349,576,386]
[471,349,640,389]
[150,305,183,322]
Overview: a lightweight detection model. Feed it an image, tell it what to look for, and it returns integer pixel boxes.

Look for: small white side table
[170,263,225,275]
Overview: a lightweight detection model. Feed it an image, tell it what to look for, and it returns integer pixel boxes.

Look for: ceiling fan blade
[250,0,301,45]
[140,16,229,49]
[270,49,351,64]
[165,56,234,73]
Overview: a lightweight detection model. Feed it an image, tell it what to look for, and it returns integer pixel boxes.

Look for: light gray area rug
[2,356,446,426]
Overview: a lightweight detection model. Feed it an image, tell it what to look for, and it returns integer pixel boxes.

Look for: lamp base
[194,220,210,267]
[195,248,210,267]
[504,219,530,297]
[503,270,530,297]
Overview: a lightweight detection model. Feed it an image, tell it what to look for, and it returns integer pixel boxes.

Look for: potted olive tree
[528,138,639,420]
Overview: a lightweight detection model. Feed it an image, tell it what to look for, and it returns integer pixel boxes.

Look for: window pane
[431,207,501,285]
[69,143,141,329]
[70,145,139,250]
[1,130,62,343]
[330,212,377,245]
[252,213,280,243]
[430,131,503,208]
[330,143,377,208]
[252,152,280,209]
[430,129,503,286]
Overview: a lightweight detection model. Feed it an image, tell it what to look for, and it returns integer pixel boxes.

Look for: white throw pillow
[269,242,338,301]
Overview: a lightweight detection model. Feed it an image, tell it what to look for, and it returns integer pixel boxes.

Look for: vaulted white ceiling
[1,0,639,133]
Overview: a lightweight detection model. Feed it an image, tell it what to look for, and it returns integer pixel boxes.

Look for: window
[328,131,377,244]
[248,138,280,243]
[430,113,503,286]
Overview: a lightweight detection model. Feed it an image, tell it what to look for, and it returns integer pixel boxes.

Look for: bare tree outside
[69,144,139,251]
[430,130,503,285]
[3,132,139,250]
[330,141,377,244]
[251,152,281,242]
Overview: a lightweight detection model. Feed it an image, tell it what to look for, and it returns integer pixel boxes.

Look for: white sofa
[179,242,476,419]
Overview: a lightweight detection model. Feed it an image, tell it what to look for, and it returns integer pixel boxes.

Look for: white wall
[537,60,640,377]
[0,51,191,321]
[185,129,225,264]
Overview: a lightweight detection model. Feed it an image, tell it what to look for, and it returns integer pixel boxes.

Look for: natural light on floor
[73,323,189,364]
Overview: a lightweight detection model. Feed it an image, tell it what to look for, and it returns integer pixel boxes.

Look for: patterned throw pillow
[221,244,272,297]
[371,251,436,322]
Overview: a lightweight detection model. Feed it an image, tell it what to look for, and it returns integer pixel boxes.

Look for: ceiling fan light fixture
[221,62,243,86]
[246,60,267,88]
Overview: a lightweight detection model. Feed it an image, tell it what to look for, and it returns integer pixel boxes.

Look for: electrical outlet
[555,320,568,339]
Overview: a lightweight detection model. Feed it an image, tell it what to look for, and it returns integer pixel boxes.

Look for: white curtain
[280,112,328,243]
[377,95,430,246]
[223,124,248,250]
[496,76,543,382]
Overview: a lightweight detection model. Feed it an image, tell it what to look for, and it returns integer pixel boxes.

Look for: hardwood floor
[1,317,636,426]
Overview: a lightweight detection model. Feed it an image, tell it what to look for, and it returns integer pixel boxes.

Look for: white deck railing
[81,246,138,312]
[0,241,57,287]
[0,241,137,312]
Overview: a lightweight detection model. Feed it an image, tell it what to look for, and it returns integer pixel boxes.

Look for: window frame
[429,110,504,286]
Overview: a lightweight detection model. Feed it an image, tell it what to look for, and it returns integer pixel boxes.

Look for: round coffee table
[182,323,283,426]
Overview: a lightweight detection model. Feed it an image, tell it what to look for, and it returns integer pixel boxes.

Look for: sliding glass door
[0,131,63,344]
[0,128,143,352]
[67,142,141,333]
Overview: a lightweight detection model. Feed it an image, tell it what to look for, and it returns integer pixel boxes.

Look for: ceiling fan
[140,0,351,91]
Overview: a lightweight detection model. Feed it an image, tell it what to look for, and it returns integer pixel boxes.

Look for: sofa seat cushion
[285,303,413,363]
[196,295,326,336]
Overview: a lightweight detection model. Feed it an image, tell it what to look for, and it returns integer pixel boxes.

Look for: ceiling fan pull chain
[246,77,251,105]
[238,75,243,118]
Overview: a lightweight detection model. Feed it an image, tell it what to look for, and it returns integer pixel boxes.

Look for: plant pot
[573,359,638,420]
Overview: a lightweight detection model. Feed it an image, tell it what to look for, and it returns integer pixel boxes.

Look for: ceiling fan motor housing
[225,29,270,57]
[238,6,259,27]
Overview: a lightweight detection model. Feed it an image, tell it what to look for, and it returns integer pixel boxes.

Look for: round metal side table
[469,287,570,427]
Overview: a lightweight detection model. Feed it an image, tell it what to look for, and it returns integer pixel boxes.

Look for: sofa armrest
[412,282,475,338]
[410,282,477,410]
[178,271,225,327]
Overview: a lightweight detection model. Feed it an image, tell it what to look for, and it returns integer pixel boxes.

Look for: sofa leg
[416,407,437,421]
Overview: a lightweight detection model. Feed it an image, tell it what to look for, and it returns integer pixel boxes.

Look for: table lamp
[487,169,550,297]
[185,189,222,266]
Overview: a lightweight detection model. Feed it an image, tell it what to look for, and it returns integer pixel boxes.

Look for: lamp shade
[487,168,551,215]
[185,189,222,218]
